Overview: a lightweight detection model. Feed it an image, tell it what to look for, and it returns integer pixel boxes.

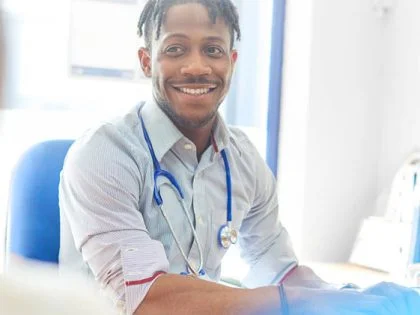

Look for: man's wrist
[278,264,298,285]
[277,283,289,315]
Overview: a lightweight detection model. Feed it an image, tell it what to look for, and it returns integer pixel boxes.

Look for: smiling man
[59,0,420,314]
[137,0,238,157]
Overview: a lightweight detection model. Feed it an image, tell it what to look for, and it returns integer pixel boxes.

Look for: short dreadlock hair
[137,0,241,50]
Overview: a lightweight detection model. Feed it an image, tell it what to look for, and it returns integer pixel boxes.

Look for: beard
[153,90,221,130]
[157,99,219,129]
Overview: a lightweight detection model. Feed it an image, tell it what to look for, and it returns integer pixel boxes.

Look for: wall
[3,0,151,111]
[377,1,420,199]
[279,0,386,262]
[276,0,313,257]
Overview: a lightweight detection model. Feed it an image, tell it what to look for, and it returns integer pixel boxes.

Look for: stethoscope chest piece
[218,223,238,249]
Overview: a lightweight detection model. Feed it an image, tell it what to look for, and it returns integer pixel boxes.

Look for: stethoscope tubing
[139,113,236,275]
[220,150,232,222]
[158,200,204,277]
[140,116,203,275]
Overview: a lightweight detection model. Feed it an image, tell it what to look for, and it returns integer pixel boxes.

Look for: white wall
[377,1,420,199]
[276,0,313,258]
[3,0,151,111]
[279,0,387,262]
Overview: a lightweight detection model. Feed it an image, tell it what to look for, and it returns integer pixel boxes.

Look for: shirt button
[197,216,204,225]
[184,143,193,150]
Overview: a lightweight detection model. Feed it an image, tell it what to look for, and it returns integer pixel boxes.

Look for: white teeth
[179,87,211,95]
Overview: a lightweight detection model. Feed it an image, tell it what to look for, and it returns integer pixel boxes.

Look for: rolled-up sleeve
[59,124,169,314]
[239,145,298,288]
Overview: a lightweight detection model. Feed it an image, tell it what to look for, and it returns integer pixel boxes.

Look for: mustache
[169,77,220,85]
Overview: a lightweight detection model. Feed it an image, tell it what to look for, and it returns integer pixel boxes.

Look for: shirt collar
[139,99,240,162]
[211,115,230,151]
[210,114,244,161]
[139,100,184,162]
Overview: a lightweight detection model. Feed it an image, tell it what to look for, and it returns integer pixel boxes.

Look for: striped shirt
[59,100,297,314]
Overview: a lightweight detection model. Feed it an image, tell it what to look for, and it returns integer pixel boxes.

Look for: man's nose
[180,53,212,76]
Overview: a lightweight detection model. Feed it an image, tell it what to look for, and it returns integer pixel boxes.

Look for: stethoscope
[140,114,238,277]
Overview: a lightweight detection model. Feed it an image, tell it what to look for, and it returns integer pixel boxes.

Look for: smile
[172,86,217,96]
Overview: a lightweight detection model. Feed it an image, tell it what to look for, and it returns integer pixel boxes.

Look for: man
[59,0,420,314]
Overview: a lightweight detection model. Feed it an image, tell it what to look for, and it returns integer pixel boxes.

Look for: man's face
[138,3,238,130]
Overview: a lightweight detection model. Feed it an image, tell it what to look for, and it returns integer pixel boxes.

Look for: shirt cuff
[120,241,169,314]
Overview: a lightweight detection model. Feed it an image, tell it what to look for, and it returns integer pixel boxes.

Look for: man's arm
[136,273,404,315]
[59,126,171,314]
[136,274,281,315]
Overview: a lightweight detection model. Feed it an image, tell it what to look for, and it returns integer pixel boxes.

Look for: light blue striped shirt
[59,100,297,314]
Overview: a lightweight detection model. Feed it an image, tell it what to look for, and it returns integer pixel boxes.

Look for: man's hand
[284,285,399,315]
[362,282,420,315]
[282,266,420,314]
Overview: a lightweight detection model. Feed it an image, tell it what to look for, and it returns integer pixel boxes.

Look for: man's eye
[165,46,184,56]
[205,46,224,57]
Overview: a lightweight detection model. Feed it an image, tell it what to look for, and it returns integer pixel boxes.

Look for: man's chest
[137,149,252,274]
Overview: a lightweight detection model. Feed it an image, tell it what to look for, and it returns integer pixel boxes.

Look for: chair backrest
[7,140,74,264]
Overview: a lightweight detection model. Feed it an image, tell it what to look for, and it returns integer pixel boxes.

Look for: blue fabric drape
[266,0,287,177]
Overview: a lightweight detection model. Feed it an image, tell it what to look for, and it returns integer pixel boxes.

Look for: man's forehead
[159,3,230,41]
[164,3,215,26]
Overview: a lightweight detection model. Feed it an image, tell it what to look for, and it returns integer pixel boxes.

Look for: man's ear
[138,47,152,77]
[231,49,238,65]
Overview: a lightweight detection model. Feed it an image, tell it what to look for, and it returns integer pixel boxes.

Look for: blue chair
[6,140,74,264]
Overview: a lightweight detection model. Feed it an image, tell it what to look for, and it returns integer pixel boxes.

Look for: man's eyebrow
[163,33,189,41]
[205,36,226,43]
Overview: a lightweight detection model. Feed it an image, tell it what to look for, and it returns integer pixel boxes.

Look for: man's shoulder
[84,104,141,140]
[227,125,259,155]
[227,125,251,145]
[67,104,144,163]
[226,125,273,175]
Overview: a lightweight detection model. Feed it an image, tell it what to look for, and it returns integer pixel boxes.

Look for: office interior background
[1,0,420,286]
